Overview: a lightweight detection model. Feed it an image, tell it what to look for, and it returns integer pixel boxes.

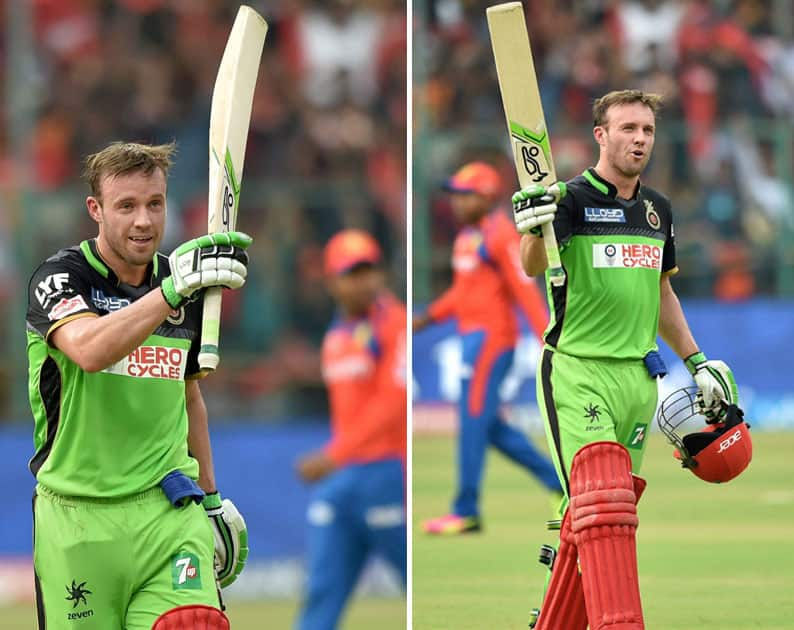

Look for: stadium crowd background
[413,0,794,305]
[0,0,406,422]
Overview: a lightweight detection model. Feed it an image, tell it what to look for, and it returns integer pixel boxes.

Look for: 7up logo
[628,423,648,450]
[171,552,201,590]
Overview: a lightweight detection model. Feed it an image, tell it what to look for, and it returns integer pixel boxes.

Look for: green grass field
[413,430,794,630]
[0,597,405,629]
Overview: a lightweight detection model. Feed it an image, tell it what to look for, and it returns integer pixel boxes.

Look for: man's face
[87,168,167,273]
[595,102,656,179]
[449,191,489,224]
[328,264,383,316]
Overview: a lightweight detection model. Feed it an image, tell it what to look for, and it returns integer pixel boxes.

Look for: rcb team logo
[644,199,660,230]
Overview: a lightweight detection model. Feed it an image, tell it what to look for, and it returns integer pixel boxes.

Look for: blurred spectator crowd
[416,0,794,302]
[0,0,406,420]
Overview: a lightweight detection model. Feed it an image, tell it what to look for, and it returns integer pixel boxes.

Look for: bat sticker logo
[520,144,548,182]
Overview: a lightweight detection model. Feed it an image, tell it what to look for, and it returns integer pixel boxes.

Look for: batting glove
[202,492,249,588]
[685,352,738,423]
[511,182,566,236]
[161,232,252,309]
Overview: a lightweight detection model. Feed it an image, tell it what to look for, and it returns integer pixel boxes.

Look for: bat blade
[487,2,565,286]
[199,5,268,373]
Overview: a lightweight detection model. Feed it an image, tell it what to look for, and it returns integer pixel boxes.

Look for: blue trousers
[297,458,406,630]
[453,331,562,518]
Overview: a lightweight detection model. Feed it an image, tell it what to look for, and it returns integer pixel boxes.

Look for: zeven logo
[35,273,70,307]
[172,552,201,590]
[717,429,743,453]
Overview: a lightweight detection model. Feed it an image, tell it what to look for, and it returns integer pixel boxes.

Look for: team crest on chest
[644,199,660,230]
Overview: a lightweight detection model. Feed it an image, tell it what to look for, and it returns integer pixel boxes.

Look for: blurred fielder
[415,162,562,536]
[512,90,739,629]
[295,229,407,630]
[26,142,250,629]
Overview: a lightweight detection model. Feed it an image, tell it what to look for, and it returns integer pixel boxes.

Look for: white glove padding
[202,492,249,588]
[511,182,567,235]
[685,352,738,423]
[161,231,252,309]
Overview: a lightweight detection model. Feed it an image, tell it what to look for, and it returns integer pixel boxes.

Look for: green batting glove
[161,231,252,309]
[202,491,249,589]
[684,352,738,423]
[511,182,567,236]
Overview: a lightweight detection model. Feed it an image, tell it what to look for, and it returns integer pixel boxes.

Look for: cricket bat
[199,6,268,373]
[486,2,565,286]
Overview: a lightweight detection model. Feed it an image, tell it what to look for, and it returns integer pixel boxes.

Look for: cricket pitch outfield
[413,429,794,629]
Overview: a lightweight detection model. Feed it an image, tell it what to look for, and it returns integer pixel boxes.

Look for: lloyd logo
[103,346,187,380]
[717,429,743,453]
[584,207,626,223]
[592,243,661,270]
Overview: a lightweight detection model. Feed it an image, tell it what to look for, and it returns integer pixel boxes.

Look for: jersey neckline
[79,239,160,288]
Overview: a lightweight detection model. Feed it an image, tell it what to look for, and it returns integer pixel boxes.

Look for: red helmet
[657,387,752,483]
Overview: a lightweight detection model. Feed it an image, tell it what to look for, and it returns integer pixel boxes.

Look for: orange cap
[443,161,502,197]
[323,229,382,276]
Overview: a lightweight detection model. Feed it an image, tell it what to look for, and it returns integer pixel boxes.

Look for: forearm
[51,289,173,372]
[186,380,217,493]
[520,234,548,277]
[658,276,699,360]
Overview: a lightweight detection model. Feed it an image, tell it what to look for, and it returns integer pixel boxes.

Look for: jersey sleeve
[183,299,206,379]
[426,283,461,322]
[662,218,677,274]
[325,307,407,466]
[27,258,99,342]
[489,221,549,339]
[551,187,575,247]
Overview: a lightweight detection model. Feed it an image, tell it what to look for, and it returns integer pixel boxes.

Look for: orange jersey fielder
[428,209,548,343]
[321,291,407,467]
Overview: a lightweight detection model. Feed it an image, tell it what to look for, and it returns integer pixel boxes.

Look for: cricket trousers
[536,346,658,493]
[453,330,561,518]
[33,484,219,630]
[297,458,406,630]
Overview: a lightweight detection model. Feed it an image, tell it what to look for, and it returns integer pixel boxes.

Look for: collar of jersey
[582,168,640,200]
[79,239,160,287]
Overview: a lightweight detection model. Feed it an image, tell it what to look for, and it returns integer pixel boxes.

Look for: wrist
[160,276,184,309]
[202,491,222,510]
[684,351,706,375]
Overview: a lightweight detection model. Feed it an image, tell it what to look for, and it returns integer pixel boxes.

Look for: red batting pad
[570,442,644,630]
[534,509,588,630]
[151,605,230,630]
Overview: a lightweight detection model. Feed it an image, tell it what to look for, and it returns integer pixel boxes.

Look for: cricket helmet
[443,162,502,198]
[656,386,752,484]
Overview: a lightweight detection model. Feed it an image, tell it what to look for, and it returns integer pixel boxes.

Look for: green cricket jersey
[26,239,202,498]
[544,168,677,359]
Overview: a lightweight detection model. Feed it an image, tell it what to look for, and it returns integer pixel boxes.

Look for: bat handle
[541,221,566,287]
[198,287,223,372]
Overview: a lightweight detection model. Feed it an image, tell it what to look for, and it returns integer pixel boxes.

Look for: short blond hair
[82,141,176,199]
[593,90,663,128]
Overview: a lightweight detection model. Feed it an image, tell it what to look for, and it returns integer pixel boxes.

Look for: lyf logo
[35,273,70,307]
[717,429,743,453]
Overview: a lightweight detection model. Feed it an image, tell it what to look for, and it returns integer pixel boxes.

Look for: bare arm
[658,274,699,359]
[50,289,173,372]
[519,233,549,277]
[186,379,217,494]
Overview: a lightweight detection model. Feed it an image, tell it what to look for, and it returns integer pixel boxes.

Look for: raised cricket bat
[486,2,565,286]
[199,6,268,372]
